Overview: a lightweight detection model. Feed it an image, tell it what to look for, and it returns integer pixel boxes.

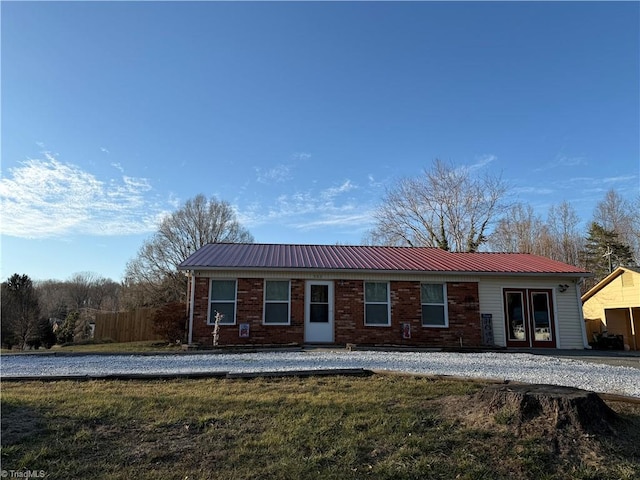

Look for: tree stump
[477,383,619,435]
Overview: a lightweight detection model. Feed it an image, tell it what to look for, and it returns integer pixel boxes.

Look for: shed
[582,266,640,351]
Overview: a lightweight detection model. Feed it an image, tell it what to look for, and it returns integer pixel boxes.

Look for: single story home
[582,266,640,351]
[178,243,591,349]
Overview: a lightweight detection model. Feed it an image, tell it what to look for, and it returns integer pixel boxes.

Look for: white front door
[304,281,334,343]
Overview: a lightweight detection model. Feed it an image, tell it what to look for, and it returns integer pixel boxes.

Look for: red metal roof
[179,243,589,275]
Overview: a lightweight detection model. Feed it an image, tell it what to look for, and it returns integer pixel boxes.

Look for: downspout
[629,307,637,351]
[576,277,591,349]
[188,270,196,345]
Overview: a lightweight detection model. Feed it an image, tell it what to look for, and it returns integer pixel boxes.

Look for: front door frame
[304,280,334,343]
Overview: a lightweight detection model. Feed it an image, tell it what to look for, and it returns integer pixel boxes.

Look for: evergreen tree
[582,222,634,288]
[1,274,42,349]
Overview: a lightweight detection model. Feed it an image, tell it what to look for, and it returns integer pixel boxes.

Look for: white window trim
[421,283,449,328]
[263,279,291,326]
[208,279,237,325]
[364,281,391,327]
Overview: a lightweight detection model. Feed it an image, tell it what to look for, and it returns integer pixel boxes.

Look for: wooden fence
[584,317,604,344]
[93,308,163,343]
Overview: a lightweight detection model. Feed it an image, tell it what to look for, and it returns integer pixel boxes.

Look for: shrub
[56,311,79,344]
[152,302,187,344]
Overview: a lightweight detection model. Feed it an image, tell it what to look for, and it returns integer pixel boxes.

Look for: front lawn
[4,340,182,354]
[1,375,639,479]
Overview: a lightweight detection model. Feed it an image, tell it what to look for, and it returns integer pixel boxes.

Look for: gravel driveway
[2,350,639,398]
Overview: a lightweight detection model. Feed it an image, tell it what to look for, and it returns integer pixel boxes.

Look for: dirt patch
[1,405,46,446]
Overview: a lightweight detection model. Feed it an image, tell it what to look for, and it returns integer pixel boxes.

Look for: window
[365,282,390,326]
[421,283,448,327]
[264,280,290,325]
[505,290,525,341]
[209,280,236,325]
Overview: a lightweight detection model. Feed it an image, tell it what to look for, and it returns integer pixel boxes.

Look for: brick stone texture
[190,277,481,347]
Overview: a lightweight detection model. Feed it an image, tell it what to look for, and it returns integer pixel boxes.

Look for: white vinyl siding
[477,276,585,349]
[555,284,585,348]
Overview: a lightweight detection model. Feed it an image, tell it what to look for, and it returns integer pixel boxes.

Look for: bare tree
[547,201,583,265]
[89,277,121,312]
[594,189,632,233]
[67,272,102,311]
[367,159,508,252]
[489,200,583,266]
[124,194,254,307]
[35,274,120,323]
[35,279,71,321]
[488,203,542,253]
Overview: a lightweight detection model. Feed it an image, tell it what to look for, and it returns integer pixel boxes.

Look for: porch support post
[188,270,196,345]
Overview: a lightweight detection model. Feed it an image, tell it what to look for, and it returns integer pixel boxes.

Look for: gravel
[2,350,639,398]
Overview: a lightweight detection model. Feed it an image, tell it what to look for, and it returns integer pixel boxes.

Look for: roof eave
[179,265,590,278]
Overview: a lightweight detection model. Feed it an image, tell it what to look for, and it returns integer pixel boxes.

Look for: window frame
[263,279,291,325]
[364,281,391,327]
[208,279,237,325]
[421,283,449,328]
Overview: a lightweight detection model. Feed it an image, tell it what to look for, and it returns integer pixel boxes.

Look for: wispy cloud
[292,152,311,162]
[560,175,638,190]
[453,154,498,175]
[100,147,110,154]
[238,179,373,232]
[254,152,313,184]
[294,212,374,230]
[512,186,554,195]
[468,154,497,171]
[255,164,292,184]
[167,193,181,209]
[510,172,638,224]
[321,180,356,200]
[367,174,384,188]
[533,153,587,172]
[0,153,170,239]
[556,155,586,167]
[602,175,637,184]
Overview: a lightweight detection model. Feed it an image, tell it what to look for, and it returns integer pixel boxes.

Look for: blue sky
[1,1,638,282]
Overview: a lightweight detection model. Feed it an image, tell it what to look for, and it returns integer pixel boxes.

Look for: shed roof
[179,243,589,276]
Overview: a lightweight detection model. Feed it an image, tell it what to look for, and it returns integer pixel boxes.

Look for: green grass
[2,375,639,480]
